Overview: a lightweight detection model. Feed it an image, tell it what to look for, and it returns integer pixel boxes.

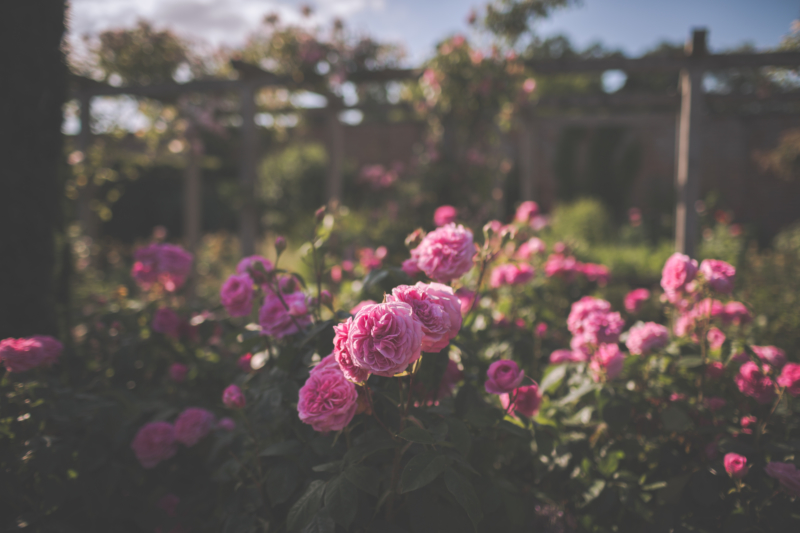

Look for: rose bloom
[157,244,193,291]
[624,288,650,313]
[490,263,534,288]
[174,408,215,447]
[544,254,581,280]
[0,336,62,373]
[401,257,422,277]
[722,301,751,325]
[706,361,724,379]
[568,297,625,347]
[236,255,273,283]
[298,354,358,432]
[515,237,546,261]
[777,363,800,396]
[660,253,698,296]
[705,397,727,412]
[515,201,539,223]
[414,223,475,283]
[238,353,253,372]
[700,259,736,294]
[455,288,475,316]
[350,300,377,316]
[347,302,423,377]
[386,282,462,353]
[501,384,542,417]
[589,344,626,382]
[550,349,588,364]
[131,244,161,286]
[333,319,370,383]
[724,453,748,479]
[625,322,669,356]
[222,384,246,409]
[535,323,548,338]
[765,462,800,497]
[433,205,458,226]
[152,308,181,338]
[259,291,312,339]
[735,362,776,404]
[752,345,786,367]
[216,417,236,431]
[169,363,188,383]
[707,327,726,350]
[220,274,254,317]
[131,421,178,469]
[693,298,725,320]
[581,263,610,285]
[485,359,524,394]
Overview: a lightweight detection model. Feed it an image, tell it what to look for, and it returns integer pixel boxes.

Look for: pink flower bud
[724,453,748,479]
[222,384,246,409]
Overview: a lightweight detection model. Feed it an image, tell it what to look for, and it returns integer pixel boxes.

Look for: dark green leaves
[266,463,300,504]
[661,405,694,432]
[287,480,326,531]
[398,425,437,444]
[447,418,472,456]
[324,475,358,528]
[344,465,381,496]
[260,440,302,457]
[399,451,450,493]
[444,467,483,530]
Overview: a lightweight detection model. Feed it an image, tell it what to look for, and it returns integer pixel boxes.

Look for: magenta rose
[298,357,358,432]
[433,205,458,226]
[752,345,786,367]
[724,453,748,479]
[152,308,181,338]
[386,282,462,353]
[222,384,246,409]
[216,417,236,431]
[514,201,539,223]
[589,343,626,382]
[735,362,776,404]
[157,244,193,289]
[31,335,63,366]
[347,302,423,377]
[174,408,215,447]
[624,288,650,313]
[455,288,475,316]
[625,322,669,356]
[765,462,800,497]
[169,363,188,383]
[700,259,736,293]
[414,223,475,283]
[544,254,581,280]
[131,421,178,469]
[485,359,524,394]
[501,383,542,417]
[515,237,546,260]
[777,363,800,396]
[238,353,253,372]
[0,336,62,372]
[220,274,254,317]
[333,319,370,383]
[259,291,312,339]
[660,253,698,295]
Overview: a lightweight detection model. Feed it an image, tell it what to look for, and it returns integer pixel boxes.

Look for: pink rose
[169,363,188,383]
[740,415,757,432]
[705,397,727,412]
[401,257,422,277]
[236,255,274,283]
[660,253,698,296]
[501,384,542,417]
[490,263,534,288]
[670,393,687,402]
[386,282,462,353]
[752,345,786,367]
[238,353,253,372]
[724,453,748,479]
[0,336,62,372]
[220,274,254,317]
[777,363,800,396]
[259,291,311,339]
[550,349,588,364]
[174,408,215,447]
[673,313,695,338]
[433,205,458,226]
[535,323,548,338]
[455,288,475,316]
[515,237,546,260]
[624,288,650,313]
[222,384,245,409]
[157,244,193,291]
[589,344,625,382]
[700,259,735,294]
[350,300,377,316]
[544,254,581,280]
[707,327,726,350]
[765,462,800,496]
[568,297,624,348]
[706,361,724,379]
[152,308,181,338]
[414,223,475,283]
[722,301,751,325]
[333,319,370,383]
[131,244,161,286]
[216,417,236,431]
[735,362,776,404]
[625,322,669,356]
[298,356,358,432]
[347,302,423,377]
[581,263,610,285]
[485,360,524,394]
[515,201,539,223]
[131,421,178,468]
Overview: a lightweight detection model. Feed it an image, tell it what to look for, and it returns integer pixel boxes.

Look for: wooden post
[674,29,707,257]
[182,127,202,299]
[239,82,257,256]
[76,90,98,239]
[325,100,344,208]
[519,108,536,201]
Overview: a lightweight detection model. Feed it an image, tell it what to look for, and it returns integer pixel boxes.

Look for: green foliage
[551,198,614,246]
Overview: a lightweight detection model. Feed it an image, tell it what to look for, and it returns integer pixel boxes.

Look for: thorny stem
[387,372,419,521]
[243,414,268,509]
[364,384,395,438]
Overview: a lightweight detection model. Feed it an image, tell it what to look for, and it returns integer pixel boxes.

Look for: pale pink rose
[455,288,475,316]
[515,237,546,260]
[358,247,385,272]
[259,291,312,339]
[722,301,751,325]
[707,327,726,350]
[152,308,181,338]
[660,253,698,296]
[694,298,725,319]
[220,274,254,317]
[174,408,215,447]
[238,353,253,372]
[386,282,462,353]
[490,263,534,288]
[298,358,358,432]
[330,265,343,283]
[735,362,776,404]
[515,201,539,223]
[673,312,695,338]
[589,344,625,382]
[401,256,422,277]
[347,302,423,377]
[522,78,537,94]
[568,297,611,334]
[216,417,236,431]
[752,345,786,367]
[581,263,610,285]
[777,363,800,396]
[158,493,179,517]
[333,320,370,383]
[624,288,650,313]
[169,363,188,383]
[433,205,458,226]
[625,322,669,356]
[568,297,624,347]
[156,244,193,291]
[236,256,274,283]
[535,323,548,338]
[485,360,524,394]
[350,300,377,316]
[0,336,62,372]
[705,397,727,412]
[765,462,800,496]
[724,453,748,479]
[544,254,581,280]
[530,215,549,231]
[706,361,724,379]
[414,223,475,283]
[700,259,736,294]
[222,384,245,409]
[550,349,587,364]
[500,384,542,417]
[131,421,178,468]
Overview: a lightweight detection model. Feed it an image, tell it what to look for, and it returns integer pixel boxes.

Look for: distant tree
[482,0,578,45]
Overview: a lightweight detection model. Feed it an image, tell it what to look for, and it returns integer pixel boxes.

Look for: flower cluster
[131,243,193,292]
[0,335,62,373]
[131,407,216,468]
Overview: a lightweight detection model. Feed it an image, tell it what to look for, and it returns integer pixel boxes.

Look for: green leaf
[447,418,472,456]
[661,405,694,433]
[444,467,483,531]
[301,510,335,533]
[399,451,450,493]
[556,382,599,406]
[260,440,302,457]
[344,465,381,496]
[312,461,344,473]
[398,425,436,444]
[498,419,530,439]
[287,480,326,531]
[676,356,704,368]
[323,475,358,528]
[540,364,567,393]
[362,269,389,291]
[597,450,625,477]
[582,479,606,506]
[266,463,300,504]
[343,438,396,465]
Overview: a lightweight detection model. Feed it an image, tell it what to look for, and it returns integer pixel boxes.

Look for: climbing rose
[625,322,669,355]
[485,360,524,394]
[735,362,776,404]
[501,384,542,417]
[514,201,539,223]
[220,274,254,317]
[589,344,625,382]
[707,327,726,350]
[152,308,181,338]
[724,453,748,479]
[700,259,736,293]
[624,288,650,313]
[777,363,800,396]
[222,384,246,409]
[169,363,188,383]
[131,421,178,469]
[174,408,215,447]
[752,345,786,367]
[259,291,311,339]
[347,302,423,377]
[386,282,462,353]
[0,336,62,372]
[490,263,534,288]
[298,354,358,432]
[413,223,475,282]
[333,319,369,383]
[660,253,698,296]
[765,462,800,497]
[433,205,458,226]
